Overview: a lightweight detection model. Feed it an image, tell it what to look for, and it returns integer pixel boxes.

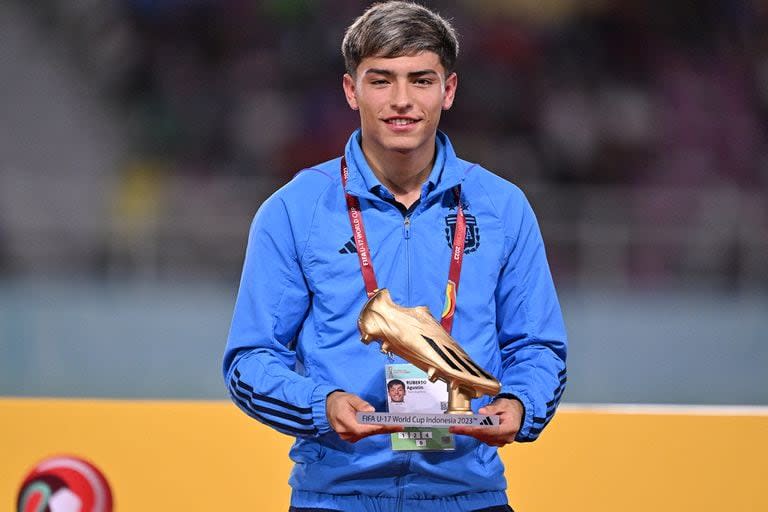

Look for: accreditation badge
[386,363,455,451]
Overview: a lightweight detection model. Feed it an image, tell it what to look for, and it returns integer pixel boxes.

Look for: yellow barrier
[2,399,766,511]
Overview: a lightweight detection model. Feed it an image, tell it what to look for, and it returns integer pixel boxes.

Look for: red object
[340,157,466,333]
[17,455,113,512]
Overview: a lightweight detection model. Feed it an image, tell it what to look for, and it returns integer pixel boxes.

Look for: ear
[442,72,458,110]
[342,73,359,110]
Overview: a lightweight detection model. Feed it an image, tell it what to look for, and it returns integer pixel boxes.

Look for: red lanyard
[340,157,466,334]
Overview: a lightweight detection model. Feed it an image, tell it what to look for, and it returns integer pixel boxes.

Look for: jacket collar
[342,129,465,201]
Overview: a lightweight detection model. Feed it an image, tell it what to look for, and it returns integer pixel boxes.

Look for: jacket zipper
[404,215,411,304]
[398,213,412,512]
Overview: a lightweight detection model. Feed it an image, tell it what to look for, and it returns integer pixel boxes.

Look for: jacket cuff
[495,389,535,442]
[310,384,344,435]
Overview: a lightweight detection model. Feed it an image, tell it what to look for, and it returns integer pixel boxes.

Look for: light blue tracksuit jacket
[223,130,567,512]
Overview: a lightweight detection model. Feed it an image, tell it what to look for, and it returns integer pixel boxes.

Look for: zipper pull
[403,216,411,239]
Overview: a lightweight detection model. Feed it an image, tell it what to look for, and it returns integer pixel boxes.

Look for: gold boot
[358,289,500,414]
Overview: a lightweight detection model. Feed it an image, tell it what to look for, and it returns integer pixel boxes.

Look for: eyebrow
[363,68,440,78]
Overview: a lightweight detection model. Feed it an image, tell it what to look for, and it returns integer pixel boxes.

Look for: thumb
[348,395,375,412]
[479,402,501,415]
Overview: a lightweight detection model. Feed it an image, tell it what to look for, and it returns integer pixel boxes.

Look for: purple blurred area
[1,0,766,289]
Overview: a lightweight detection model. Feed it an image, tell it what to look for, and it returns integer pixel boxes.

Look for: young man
[223,2,567,511]
[387,379,406,403]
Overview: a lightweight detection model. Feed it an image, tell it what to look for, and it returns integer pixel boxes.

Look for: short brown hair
[341,1,459,76]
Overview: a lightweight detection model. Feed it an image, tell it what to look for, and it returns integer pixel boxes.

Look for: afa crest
[444,213,480,253]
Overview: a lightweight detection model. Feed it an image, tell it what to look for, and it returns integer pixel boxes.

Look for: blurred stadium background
[0,0,766,509]
[1,0,765,403]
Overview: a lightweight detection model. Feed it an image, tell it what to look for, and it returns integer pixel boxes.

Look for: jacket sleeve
[494,190,568,442]
[222,193,340,438]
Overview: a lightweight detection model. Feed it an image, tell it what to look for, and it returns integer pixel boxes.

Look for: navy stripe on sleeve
[546,376,567,408]
[231,395,318,436]
[231,382,314,425]
[228,370,317,436]
[521,368,567,441]
[234,368,312,413]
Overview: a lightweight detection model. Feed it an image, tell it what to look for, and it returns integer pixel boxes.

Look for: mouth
[384,117,420,126]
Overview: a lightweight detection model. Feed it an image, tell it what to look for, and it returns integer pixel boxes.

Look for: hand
[326,391,403,443]
[448,397,523,447]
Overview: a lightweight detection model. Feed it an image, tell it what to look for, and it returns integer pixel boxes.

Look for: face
[388,383,405,402]
[343,52,457,159]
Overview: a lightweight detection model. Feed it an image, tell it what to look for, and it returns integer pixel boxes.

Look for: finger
[449,425,499,435]
[376,425,404,434]
[452,430,496,445]
[356,402,376,413]
[343,424,403,443]
[449,425,515,445]
[358,424,403,436]
[347,395,375,413]
[344,420,403,435]
[479,402,512,417]
[449,426,491,441]
[343,433,365,443]
[454,424,516,440]
[478,405,500,416]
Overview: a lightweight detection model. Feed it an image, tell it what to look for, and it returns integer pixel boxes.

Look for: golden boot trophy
[359,289,500,414]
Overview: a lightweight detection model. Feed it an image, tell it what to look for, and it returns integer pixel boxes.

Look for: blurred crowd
[31,0,766,186]
[4,0,768,286]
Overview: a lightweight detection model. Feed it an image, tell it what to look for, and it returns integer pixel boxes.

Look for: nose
[390,81,412,111]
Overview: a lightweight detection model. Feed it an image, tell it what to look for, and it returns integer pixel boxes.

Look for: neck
[361,138,436,209]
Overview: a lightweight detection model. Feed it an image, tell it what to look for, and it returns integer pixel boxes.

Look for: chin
[383,137,424,153]
[389,144,419,154]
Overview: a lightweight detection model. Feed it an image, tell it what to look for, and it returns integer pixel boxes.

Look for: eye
[414,78,434,87]
[370,79,389,86]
